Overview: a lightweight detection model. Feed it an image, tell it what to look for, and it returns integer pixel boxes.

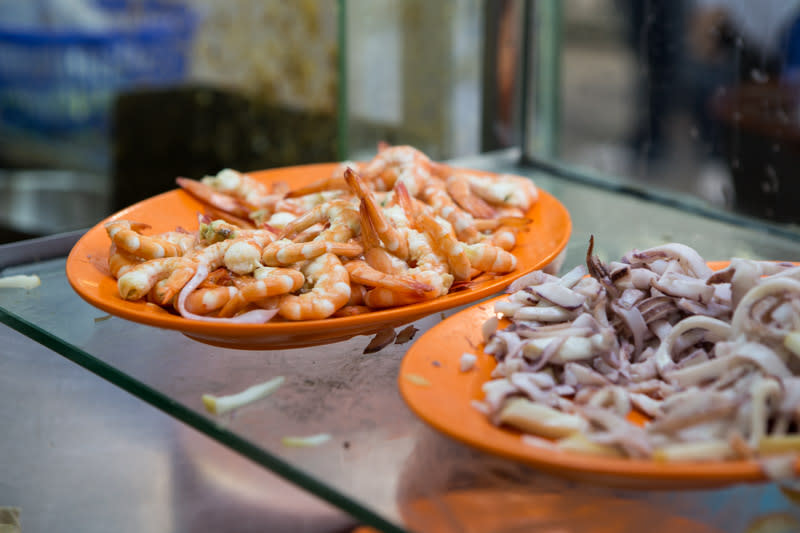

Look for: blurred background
[2,0,800,244]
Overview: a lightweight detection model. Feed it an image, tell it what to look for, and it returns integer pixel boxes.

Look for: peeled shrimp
[274,190,348,217]
[364,287,428,308]
[108,244,142,279]
[347,283,368,306]
[262,239,363,266]
[362,145,433,195]
[177,176,254,219]
[486,227,518,251]
[358,200,411,275]
[183,285,239,315]
[420,180,481,243]
[198,218,273,244]
[345,168,409,259]
[199,168,283,212]
[278,253,351,320]
[117,257,196,301]
[345,260,432,295]
[105,220,195,259]
[186,239,236,270]
[405,227,454,296]
[279,198,360,244]
[333,305,372,317]
[218,267,305,317]
[467,173,538,210]
[474,216,530,251]
[464,242,517,273]
[222,231,274,275]
[445,174,496,219]
[416,212,471,281]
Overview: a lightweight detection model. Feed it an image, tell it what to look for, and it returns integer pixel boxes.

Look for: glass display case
[3,1,800,532]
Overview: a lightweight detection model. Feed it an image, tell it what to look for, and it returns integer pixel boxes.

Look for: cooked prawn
[117,257,196,301]
[108,244,142,279]
[183,285,239,315]
[445,174,496,219]
[467,173,538,210]
[464,242,517,273]
[415,212,471,281]
[278,253,351,320]
[363,287,428,308]
[486,227,518,251]
[347,283,368,305]
[186,239,236,269]
[279,198,360,244]
[176,176,254,219]
[472,216,530,232]
[474,216,530,251]
[273,190,348,217]
[362,144,433,195]
[345,168,409,259]
[404,220,454,297]
[345,260,432,295]
[199,168,285,212]
[358,200,410,275]
[419,180,481,243]
[222,230,274,275]
[198,218,252,244]
[218,267,305,317]
[262,239,363,266]
[105,220,195,259]
[333,305,372,317]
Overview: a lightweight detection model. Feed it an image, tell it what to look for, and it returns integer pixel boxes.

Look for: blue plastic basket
[0,0,197,133]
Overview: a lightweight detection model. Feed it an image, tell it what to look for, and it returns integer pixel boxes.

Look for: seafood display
[477,239,800,477]
[104,145,538,322]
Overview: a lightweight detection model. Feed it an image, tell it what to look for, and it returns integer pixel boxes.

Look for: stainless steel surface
[0,323,355,533]
[0,170,110,237]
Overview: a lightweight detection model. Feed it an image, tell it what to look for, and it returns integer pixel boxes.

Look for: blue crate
[0,0,197,133]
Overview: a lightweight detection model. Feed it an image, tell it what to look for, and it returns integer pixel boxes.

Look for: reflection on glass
[554,0,800,226]
[344,0,483,160]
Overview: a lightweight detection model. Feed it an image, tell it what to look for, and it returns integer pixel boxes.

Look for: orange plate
[65,163,571,349]
[399,288,796,489]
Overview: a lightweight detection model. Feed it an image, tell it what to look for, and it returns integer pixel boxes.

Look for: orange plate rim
[398,265,795,488]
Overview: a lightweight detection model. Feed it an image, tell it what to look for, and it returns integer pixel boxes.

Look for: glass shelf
[2,152,800,532]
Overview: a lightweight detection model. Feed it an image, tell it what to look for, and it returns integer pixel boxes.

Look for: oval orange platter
[399,286,799,489]
[65,163,571,349]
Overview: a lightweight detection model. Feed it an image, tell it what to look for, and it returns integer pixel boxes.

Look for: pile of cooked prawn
[104,145,538,322]
[478,239,800,478]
